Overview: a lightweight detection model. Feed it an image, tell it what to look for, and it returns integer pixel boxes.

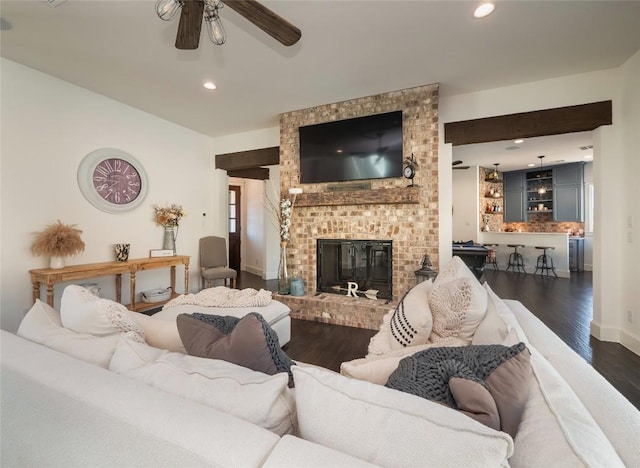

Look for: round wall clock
[77,148,149,214]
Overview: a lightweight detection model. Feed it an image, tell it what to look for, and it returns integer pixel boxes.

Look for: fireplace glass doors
[317,239,392,300]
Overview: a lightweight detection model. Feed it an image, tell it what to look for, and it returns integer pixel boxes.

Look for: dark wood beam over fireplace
[444,101,612,146]
[215,146,279,171]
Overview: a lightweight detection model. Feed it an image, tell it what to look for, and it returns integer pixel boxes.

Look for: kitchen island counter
[479,232,570,277]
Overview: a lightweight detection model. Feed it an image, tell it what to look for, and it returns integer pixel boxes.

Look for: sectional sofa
[2,259,639,467]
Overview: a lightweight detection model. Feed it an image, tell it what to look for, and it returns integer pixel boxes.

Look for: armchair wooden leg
[231,277,237,289]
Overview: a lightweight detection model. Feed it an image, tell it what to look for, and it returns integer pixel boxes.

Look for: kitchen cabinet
[504,172,526,222]
[568,237,584,272]
[525,169,553,214]
[553,163,584,222]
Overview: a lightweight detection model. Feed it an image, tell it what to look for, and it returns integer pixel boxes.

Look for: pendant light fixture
[492,163,501,181]
[537,155,547,195]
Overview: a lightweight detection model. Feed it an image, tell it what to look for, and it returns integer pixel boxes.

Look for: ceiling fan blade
[176,0,205,50]
[222,0,301,46]
[452,160,464,166]
[453,166,471,170]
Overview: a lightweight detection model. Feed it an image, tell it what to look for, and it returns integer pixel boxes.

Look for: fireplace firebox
[317,239,392,300]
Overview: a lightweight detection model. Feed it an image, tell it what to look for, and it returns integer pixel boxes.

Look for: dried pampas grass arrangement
[31,220,86,257]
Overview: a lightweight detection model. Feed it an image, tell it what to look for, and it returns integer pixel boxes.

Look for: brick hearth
[276,293,398,331]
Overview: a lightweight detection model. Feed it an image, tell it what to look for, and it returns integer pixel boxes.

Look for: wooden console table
[30,255,190,312]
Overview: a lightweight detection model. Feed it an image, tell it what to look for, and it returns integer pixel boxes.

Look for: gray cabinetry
[568,237,584,272]
[504,172,525,222]
[553,163,584,222]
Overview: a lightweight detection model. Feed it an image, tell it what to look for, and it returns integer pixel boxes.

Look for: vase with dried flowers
[276,198,293,294]
[153,203,185,253]
[31,220,86,269]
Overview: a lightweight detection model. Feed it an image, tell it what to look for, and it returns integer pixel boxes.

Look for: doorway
[228,185,241,272]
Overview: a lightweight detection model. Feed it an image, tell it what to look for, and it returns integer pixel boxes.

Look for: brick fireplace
[277,84,440,329]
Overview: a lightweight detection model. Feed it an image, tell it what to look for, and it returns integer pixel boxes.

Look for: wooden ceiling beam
[444,101,612,146]
[215,146,280,171]
[227,168,270,180]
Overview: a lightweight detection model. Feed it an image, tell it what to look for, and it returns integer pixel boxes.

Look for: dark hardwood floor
[238,269,640,409]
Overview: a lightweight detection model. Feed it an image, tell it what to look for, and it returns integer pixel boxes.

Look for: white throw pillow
[472,287,518,346]
[292,365,513,467]
[367,280,433,356]
[109,337,296,435]
[129,311,185,353]
[483,284,529,344]
[17,299,121,368]
[342,337,466,385]
[60,285,144,342]
[429,276,487,344]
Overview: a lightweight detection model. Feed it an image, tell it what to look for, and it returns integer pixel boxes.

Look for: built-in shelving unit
[525,169,553,214]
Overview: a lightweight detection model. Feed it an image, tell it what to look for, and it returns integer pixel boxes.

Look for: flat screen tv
[299,111,403,184]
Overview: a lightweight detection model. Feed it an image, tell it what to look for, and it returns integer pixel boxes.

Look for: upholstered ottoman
[153,292,291,347]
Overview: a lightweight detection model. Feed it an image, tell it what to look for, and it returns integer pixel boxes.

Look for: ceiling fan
[452,160,470,170]
[156,0,302,49]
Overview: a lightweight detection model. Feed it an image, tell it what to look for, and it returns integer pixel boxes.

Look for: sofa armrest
[505,300,640,466]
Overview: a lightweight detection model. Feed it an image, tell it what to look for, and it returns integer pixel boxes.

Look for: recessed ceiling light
[514,139,524,144]
[203,81,217,90]
[527,163,536,167]
[474,2,495,18]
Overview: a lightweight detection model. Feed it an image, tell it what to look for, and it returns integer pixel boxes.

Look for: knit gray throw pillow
[386,343,532,437]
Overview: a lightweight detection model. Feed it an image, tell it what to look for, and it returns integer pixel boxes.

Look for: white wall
[0,59,219,332]
[452,166,480,242]
[210,128,281,280]
[439,60,640,354]
[618,50,640,354]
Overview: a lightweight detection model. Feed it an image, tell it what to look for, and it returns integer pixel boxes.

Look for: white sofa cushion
[506,299,639,466]
[60,285,144,342]
[292,365,513,467]
[511,346,624,467]
[109,337,296,435]
[17,299,120,368]
[2,331,280,467]
[263,435,378,468]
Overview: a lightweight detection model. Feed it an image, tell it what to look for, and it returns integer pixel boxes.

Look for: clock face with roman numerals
[78,148,149,214]
[92,158,142,205]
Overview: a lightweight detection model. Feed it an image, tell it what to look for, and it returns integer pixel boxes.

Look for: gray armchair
[199,236,237,289]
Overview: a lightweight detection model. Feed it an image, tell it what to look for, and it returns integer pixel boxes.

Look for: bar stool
[506,244,526,273]
[534,246,558,277]
[483,244,499,270]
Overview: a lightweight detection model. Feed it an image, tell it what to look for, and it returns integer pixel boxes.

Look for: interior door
[228,185,241,272]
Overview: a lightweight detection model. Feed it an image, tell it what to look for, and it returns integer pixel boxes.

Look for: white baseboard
[590,320,620,342]
[242,264,263,277]
[621,329,640,356]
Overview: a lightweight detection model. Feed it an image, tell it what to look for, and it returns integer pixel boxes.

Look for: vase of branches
[31,220,86,269]
[154,203,185,254]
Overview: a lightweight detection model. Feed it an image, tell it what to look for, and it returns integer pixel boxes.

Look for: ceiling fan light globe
[156,0,183,21]
[204,3,226,45]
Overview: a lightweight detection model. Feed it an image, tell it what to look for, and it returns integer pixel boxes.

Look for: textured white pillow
[436,255,478,283]
[109,337,296,435]
[17,299,121,368]
[292,365,513,467]
[484,284,529,344]
[367,280,433,356]
[429,276,487,344]
[129,312,185,353]
[61,285,144,342]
